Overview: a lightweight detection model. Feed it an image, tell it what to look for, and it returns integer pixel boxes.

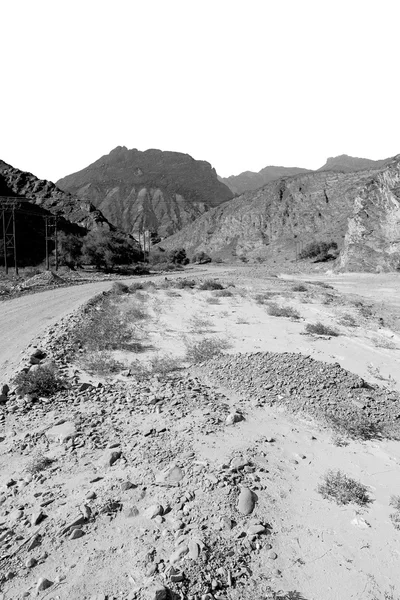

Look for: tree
[82,230,141,270]
[193,251,211,264]
[168,248,189,265]
[56,232,83,268]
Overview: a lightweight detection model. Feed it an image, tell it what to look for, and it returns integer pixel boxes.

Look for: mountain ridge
[56,146,233,238]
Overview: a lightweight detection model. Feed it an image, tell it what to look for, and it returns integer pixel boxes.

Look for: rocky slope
[219,166,310,195]
[157,168,381,260]
[158,157,400,271]
[338,156,400,272]
[0,160,113,232]
[56,147,233,238]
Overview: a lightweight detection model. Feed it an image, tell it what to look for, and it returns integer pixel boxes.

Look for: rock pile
[195,352,400,437]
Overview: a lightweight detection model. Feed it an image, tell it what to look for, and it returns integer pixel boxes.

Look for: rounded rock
[237,487,256,515]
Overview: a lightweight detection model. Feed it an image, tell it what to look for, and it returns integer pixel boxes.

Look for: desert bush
[125,302,149,321]
[148,355,182,376]
[129,282,144,292]
[339,313,358,327]
[292,283,308,292]
[214,289,233,297]
[111,281,130,295]
[190,314,213,332]
[73,298,134,351]
[192,251,211,264]
[14,365,64,397]
[267,303,300,319]
[299,241,338,261]
[79,351,124,375]
[371,334,397,350]
[305,322,339,336]
[205,297,221,304]
[199,279,224,291]
[173,278,197,289]
[185,337,231,363]
[317,470,370,506]
[26,453,55,475]
[254,292,276,304]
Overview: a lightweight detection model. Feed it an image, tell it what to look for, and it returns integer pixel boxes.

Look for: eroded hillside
[56,147,233,238]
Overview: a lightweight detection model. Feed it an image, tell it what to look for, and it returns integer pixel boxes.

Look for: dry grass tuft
[318,470,371,506]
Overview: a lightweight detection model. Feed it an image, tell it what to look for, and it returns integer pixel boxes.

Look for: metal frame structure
[0,196,58,275]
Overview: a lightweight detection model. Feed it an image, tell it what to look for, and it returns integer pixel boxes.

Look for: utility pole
[2,209,7,274]
[45,217,49,270]
[12,207,18,275]
[54,218,58,271]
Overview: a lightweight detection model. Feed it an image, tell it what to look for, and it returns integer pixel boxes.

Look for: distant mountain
[219,166,311,195]
[57,147,234,238]
[219,155,392,195]
[158,155,400,272]
[317,154,389,173]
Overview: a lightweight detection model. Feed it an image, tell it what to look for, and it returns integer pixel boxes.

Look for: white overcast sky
[1,0,399,183]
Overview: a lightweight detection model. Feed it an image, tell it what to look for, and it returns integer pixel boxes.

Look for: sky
[1,0,399,183]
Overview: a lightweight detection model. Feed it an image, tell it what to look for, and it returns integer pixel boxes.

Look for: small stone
[145,504,163,519]
[237,487,256,515]
[31,510,46,526]
[86,491,97,500]
[268,550,278,560]
[247,524,265,535]
[120,481,135,491]
[145,583,167,600]
[188,540,200,559]
[102,449,121,467]
[124,505,140,518]
[170,544,189,563]
[46,421,76,444]
[26,557,37,568]
[69,528,84,540]
[36,577,53,591]
[226,412,244,425]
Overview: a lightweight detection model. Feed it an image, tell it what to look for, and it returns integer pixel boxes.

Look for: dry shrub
[339,313,358,327]
[185,337,231,363]
[371,334,397,350]
[111,281,129,295]
[199,279,224,291]
[390,495,400,530]
[292,283,308,292]
[214,289,233,297]
[79,351,124,375]
[318,470,371,506]
[305,322,339,336]
[14,365,64,397]
[206,297,221,305]
[267,303,300,319]
[73,298,133,351]
[189,314,213,333]
[26,453,55,475]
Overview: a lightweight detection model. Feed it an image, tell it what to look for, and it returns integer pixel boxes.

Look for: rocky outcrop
[219,166,311,195]
[0,160,112,231]
[158,168,380,260]
[317,154,388,173]
[338,156,400,272]
[56,146,233,238]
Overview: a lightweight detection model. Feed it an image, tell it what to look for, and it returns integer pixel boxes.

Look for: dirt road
[0,281,122,382]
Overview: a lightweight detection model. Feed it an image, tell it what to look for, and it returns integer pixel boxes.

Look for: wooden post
[2,209,7,274]
[54,218,58,271]
[45,217,49,270]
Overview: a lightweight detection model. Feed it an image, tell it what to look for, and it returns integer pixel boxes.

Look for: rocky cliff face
[338,156,400,272]
[0,160,112,231]
[158,168,380,260]
[56,147,233,238]
[219,166,311,195]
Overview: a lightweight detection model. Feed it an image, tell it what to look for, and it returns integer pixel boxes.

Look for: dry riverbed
[1,269,400,600]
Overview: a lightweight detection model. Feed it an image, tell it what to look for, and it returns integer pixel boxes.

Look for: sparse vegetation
[111,281,130,295]
[205,297,221,304]
[14,365,64,397]
[79,351,124,375]
[292,283,308,292]
[299,240,338,261]
[371,334,397,350]
[189,314,213,333]
[199,279,224,291]
[267,303,300,319]
[254,292,276,304]
[318,469,371,506]
[214,289,233,297]
[305,322,339,336]
[128,281,144,292]
[367,364,397,388]
[26,453,55,475]
[173,278,197,289]
[73,298,135,351]
[192,251,212,264]
[339,313,358,327]
[185,336,231,363]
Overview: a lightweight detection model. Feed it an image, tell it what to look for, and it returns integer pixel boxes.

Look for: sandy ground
[1,266,400,599]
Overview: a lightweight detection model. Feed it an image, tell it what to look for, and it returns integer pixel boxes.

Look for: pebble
[102,449,122,467]
[36,577,53,591]
[237,487,256,515]
[69,528,84,540]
